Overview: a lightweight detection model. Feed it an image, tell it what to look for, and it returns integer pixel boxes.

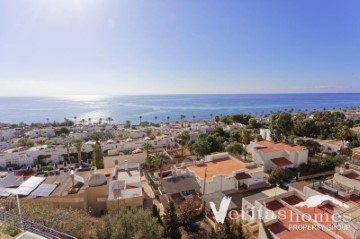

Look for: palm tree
[180,115,186,123]
[241,130,253,161]
[88,118,92,125]
[91,143,97,168]
[139,116,143,124]
[177,131,190,162]
[73,116,77,124]
[65,141,72,166]
[143,142,154,168]
[106,117,113,125]
[148,152,172,189]
[61,134,72,166]
[99,118,103,125]
[192,115,196,122]
[167,116,170,124]
[143,142,154,158]
[154,116,158,123]
[73,139,83,167]
[46,118,50,125]
[338,126,351,152]
[210,113,213,120]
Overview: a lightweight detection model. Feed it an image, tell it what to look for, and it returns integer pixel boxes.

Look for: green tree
[293,113,318,137]
[142,142,154,158]
[225,142,243,156]
[64,140,72,165]
[268,168,285,185]
[229,130,242,142]
[163,201,181,239]
[269,112,293,142]
[96,208,163,239]
[177,131,190,161]
[106,117,113,124]
[148,152,172,188]
[124,120,131,128]
[73,139,83,166]
[191,138,211,160]
[232,114,252,124]
[151,205,163,225]
[91,142,104,169]
[215,115,221,126]
[18,201,97,238]
[241,130,253,160]
[249,118,259,128]
[337,126,352,148]
[55,127,70,136]
[177,199,201,225]
[208,217,248,239]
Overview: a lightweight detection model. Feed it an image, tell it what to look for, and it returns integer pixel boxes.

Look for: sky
[0,0,359,96]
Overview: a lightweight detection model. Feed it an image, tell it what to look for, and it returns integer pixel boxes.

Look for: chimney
[124,160,128,171]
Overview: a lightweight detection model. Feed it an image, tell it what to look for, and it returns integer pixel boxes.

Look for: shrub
[1,221,21,237]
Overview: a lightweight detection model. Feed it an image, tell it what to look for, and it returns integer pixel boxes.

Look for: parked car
[180,190,193,199]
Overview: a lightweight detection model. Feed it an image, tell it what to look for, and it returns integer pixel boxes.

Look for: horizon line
[1,92,360,97]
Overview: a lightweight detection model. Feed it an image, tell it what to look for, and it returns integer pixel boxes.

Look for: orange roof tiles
[282,196,350,239]
[266,200,334,239]
[187,158,247,181]
[353,153,360,160]
[270,157,293,167]
[256,140,306,153]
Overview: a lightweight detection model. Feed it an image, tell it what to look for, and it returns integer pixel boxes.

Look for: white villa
[247,140,309,171]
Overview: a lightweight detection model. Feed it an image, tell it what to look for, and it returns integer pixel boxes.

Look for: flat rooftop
[116,168,141,184]
[187,157,250,181]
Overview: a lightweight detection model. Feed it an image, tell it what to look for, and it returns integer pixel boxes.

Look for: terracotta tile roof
[353,153,360,160]
[187,158,247,181]
[256,140,306,153]
[270,157,293,167]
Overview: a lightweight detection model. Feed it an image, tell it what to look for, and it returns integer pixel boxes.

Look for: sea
[0,93,359,124]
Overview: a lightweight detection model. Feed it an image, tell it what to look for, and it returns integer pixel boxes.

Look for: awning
[161,176,200,194]
[234,172,252,180]
[203,191,238,210]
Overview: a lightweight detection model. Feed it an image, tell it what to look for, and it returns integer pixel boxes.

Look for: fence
[0,210,77,239]
[298,170,334,181]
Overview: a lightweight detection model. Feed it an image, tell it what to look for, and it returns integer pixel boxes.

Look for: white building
[28,128,56,138]
[247,140,309,171]
[0,128,17,141]
[259,128,272,141]
[186,152,266,194]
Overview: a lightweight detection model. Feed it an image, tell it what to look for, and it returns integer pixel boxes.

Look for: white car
[132,148,142,154]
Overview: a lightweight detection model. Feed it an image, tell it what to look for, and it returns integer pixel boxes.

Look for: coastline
[0,93,360,124]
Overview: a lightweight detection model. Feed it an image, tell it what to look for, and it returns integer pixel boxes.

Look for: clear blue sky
[0,0,359,96]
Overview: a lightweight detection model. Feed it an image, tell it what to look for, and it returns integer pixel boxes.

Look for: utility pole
[202,168,207,214]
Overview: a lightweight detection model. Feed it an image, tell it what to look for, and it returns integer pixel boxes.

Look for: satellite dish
[88,173,107,187]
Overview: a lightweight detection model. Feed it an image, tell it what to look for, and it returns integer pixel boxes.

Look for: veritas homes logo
[209,196,232,224]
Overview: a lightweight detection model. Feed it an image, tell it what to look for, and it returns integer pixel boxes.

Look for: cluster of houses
[2,121,360,238]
